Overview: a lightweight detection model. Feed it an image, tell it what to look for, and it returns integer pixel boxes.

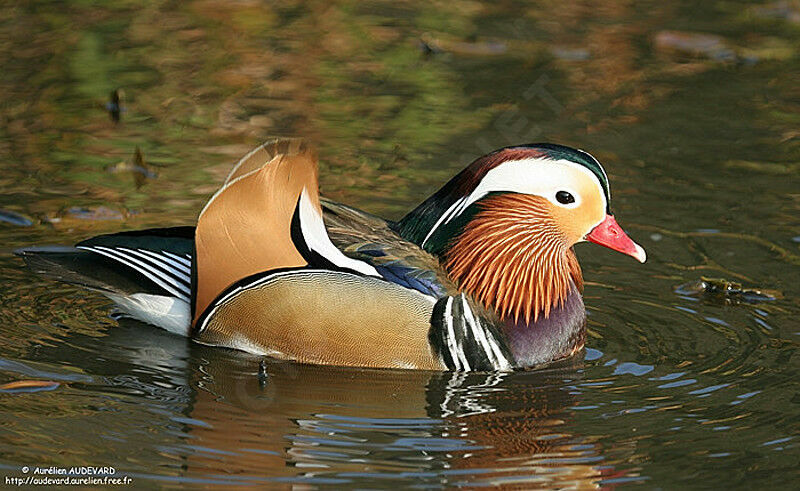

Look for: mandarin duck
[17,139,645,371]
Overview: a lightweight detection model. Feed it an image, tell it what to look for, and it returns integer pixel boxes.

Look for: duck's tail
[15,227,195,336]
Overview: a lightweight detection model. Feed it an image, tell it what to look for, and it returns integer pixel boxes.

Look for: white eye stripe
[465,158,606,212]
[423,157,607,244]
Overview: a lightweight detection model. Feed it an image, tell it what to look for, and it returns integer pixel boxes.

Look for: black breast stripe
[429,294,514,371]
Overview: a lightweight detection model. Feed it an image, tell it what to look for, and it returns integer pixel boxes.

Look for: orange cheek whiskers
[444,195,583,325]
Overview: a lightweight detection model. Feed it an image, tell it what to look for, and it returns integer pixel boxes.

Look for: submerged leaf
[654,30,736,61]
[725,160,799,175]
[106,146,157,189]
[0,209,34,226]
[105,88,126,123]
[44,206,131,228]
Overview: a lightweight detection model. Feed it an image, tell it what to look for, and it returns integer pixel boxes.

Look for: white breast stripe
[487,333,510,370]
[452,299,471,371]
[460,295,511,370]
[444,297,462,371]
[460,295,497,367]
[134,248,191,276]
[78,246,189,301]
[115,247,191,296]
[163,250,192,268]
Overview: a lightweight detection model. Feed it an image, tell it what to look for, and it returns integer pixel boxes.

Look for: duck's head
[395,144,645,324]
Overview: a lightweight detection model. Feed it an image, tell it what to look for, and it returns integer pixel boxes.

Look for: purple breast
[503,283,586,368]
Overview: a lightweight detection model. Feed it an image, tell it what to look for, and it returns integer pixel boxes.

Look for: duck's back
[321,199,458,299]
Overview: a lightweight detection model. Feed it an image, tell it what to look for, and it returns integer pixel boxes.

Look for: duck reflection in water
[186,349,632,487]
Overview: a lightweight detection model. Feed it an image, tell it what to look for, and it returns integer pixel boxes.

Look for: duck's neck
[437,194,587,366]
[394,176,471,257]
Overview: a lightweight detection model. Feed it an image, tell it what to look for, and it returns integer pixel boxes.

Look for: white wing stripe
[444,297,462,371]
[134,248,191,275]
[115,248,191,295]
[298,188,380,277]
[79,246,189,300]
[163,250,192,267]
[97,246,190,297]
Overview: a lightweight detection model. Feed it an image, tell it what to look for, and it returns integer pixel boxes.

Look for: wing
[193,139,514,370]
[321,199,459,299]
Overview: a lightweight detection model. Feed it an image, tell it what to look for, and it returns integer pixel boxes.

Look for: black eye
[556,191,575,204]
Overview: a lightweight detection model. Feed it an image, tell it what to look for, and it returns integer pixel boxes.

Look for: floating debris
[739,37,796,62]
[107,146,157,188]
[725,159,799,175]
[675,277,779,304]
[0,380,60,393]
[654,30,736,62]
[45,206,130,227]
[390,143,410,167]
[418,33,507,56]
[417,37,444,56]
[752,1,800,23]
[65,206,127,221]
[550,46,591,61]
[105,88,126,123]
[258,359,269,388]
[0,209,33,227]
